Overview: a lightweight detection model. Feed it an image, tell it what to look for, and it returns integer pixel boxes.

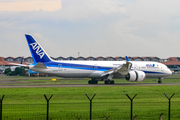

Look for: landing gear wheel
[94,80,98,84]
[158,78,162,84]
[158,80,162,83]
[88,80,98,84]
[104,80,108,84]
[88,80,92,84]
[110,80,114,84]
[104,80,114,84]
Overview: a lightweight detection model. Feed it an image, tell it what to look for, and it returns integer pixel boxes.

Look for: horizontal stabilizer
[32,62,47,69]
[9,63,27,67]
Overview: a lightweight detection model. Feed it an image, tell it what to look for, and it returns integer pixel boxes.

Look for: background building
[0,56,179,74]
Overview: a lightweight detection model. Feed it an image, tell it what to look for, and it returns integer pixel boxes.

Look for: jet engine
[125,71,146,82]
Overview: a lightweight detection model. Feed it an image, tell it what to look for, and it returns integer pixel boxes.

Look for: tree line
[4,67,27,76]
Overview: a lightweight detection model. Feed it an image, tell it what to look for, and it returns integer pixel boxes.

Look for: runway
[0,78,180,88]
[0,83,180,88]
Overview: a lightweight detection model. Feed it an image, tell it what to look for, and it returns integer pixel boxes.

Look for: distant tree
[15,67,27,76]
[4,67,27,76]
[4,68,11,74]
[19,67,27,76]
[15,67,21,75]
[7,71,15,76]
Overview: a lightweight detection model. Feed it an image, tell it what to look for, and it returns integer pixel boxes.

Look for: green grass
[0,75,180,119]
[1,85,180,120]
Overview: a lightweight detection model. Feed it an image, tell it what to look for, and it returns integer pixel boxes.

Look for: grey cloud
[1,0,180,58]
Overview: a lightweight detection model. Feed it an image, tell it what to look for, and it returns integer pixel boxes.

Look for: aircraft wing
[9,62,47,69]
[100,61,132,77]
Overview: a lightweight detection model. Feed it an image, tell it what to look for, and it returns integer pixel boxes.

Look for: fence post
[126,94,137,120]
[86,94,96,120]
[159,113,163,120]
[164,93,175,120]
[133,115,137,120]
[44,94,53,120]
[0,95,5,120]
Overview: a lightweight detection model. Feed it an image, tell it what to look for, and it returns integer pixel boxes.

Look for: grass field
[0,75,180,120]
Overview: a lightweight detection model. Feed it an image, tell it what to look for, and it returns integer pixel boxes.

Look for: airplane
[22,34,172,84]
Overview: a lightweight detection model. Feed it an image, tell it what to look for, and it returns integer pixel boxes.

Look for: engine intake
[125,71,146,82]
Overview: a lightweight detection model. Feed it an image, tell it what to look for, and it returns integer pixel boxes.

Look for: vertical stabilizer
[126,56,130,61]
[25,34,51,63]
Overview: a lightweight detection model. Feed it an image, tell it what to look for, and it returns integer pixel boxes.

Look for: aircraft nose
[167,69,172,75]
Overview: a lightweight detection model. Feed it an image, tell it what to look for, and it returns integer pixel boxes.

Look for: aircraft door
[161,65,164,72]
[134,64,138,69]
[94,65,98,70]
[58,64,63,71]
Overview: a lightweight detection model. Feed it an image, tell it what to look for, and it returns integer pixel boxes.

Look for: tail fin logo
[30,42,45,59]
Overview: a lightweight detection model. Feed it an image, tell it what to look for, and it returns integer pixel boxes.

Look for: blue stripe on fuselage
[130,69,166,74]
[32,61,167,74]
[43,61,112,71]
[143,71,166,74]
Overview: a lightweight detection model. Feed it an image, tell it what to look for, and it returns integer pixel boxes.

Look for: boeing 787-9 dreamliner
[21,34,172,84]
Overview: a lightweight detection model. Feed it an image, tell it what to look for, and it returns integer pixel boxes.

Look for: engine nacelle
[125,71,146,82]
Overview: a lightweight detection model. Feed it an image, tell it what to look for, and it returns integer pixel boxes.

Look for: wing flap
[116,61,132,75]
[101,61,132,77]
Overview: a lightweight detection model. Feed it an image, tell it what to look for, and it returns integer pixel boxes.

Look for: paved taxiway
[1,82,180,88]
[0,78,180,88]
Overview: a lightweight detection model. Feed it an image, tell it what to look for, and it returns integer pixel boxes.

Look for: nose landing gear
[158,78,162,84]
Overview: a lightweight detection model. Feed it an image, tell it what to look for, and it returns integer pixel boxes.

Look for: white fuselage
[29,60,172,79]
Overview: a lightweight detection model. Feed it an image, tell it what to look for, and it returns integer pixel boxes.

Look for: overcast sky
[0,0,180,59]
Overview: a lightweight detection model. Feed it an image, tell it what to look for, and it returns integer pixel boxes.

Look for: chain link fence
[0,94,180,120]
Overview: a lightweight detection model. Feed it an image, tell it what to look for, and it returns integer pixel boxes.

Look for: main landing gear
[104,79,114,84]
[88,79,115,84]
[88,78,98,84]
[158,78,162,84]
